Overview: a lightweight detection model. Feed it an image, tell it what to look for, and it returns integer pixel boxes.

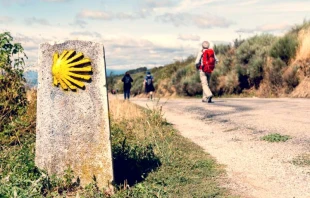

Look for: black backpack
[146,76,153,85]
[124,76,131,84]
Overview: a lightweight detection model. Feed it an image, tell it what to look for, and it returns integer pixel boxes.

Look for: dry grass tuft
[108,95,167,141]
[109,96,143,121]
[296,28,310,61]
[291,77,310,98]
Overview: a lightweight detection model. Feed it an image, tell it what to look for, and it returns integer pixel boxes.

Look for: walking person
[122,72,133,100]
[144,71,155,100]
[195,41,218,103]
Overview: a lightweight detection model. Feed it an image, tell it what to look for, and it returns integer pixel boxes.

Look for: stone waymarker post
[35,40,113,188]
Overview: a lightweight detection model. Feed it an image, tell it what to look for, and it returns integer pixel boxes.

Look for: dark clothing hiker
[122,72,133,100]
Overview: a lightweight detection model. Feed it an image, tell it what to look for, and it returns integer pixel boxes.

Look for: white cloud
[139,0,178,12]
[236,28,256,34]
[237,0,259,6]
[156,13,233,28]
[116,12,142,20]
[173,0,224,13]
[70,31,102,38]
[260,1,310,13]
[0,0,34,6]
[24,17,50,26]
[42,0,71,2]
[13,33,52,67]
[78,10,114,20]
[178,34,200,41]
[78,9,145,20]
[236,22,292,33]
[0,16,14,24]
[142,0,176,8]
[258,23,292,32]
[99,36,196,70]
[69,19,88,28]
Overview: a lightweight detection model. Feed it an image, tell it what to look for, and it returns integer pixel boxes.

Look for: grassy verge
[109,98,234,197]
[0,93,234,197]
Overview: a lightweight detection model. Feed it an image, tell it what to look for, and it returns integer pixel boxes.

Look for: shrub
[236,34,276,65]
[172,67,187,84]
[236,41,254,65]
[216,55,233,76]
[289,20,310,35]
[0,32,28,132]
[283,66,299,93]
[247,56,264,88]
[267,58,286,89]
[107,71,117,91]
[233,38,245,48]
[179,78,202,96]
[224,71,239,94]
[213,44,231,55]
[209,70,219,95]
[130,74,144,95]
[235,34,276,89]
[235,64,250,90]
[270,34,298,64]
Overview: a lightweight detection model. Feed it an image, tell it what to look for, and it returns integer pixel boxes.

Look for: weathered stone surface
[35,40,113,188]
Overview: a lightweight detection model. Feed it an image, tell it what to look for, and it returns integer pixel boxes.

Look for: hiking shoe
[207,96,213,103]
[202,99,208,103]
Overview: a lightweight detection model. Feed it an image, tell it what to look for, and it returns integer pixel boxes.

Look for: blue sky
[0,0,309,71]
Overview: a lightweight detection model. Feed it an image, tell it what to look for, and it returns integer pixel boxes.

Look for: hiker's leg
[124,89,126,99]
[128,89,131,99]
[199,70,209,100]
[150,91,153,100]
[206,73,213,98]
[125,89,129,99]
[200,70,212,100]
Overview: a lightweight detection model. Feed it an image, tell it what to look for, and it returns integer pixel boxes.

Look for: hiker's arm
[215,54,219,64]
[195,50,202,69]
[195,50,202,65]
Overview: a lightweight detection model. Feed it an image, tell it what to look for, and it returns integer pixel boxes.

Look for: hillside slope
[109,21,310,98]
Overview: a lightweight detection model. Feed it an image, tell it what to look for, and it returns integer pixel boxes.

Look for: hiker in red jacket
[195,41,218,103]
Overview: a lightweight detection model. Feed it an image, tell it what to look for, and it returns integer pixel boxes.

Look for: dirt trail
[131,97,310,198]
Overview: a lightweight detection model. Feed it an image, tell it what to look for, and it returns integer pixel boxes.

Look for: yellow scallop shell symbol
[52,50,92,91]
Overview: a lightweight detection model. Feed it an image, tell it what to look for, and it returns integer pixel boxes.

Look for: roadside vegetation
[0,32,234,197]
[260,133,291,142]
[109,20,310,98]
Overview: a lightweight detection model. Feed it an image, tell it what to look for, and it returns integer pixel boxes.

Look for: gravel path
[131,97,310,198]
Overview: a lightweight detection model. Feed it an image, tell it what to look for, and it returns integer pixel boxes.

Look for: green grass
[260,133,291,142]
[0,96,236,197]
[110,100,236,197]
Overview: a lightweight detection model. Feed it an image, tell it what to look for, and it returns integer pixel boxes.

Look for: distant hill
[106,69,127,76]
[107,67,148,77]
[24,70,38,88]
